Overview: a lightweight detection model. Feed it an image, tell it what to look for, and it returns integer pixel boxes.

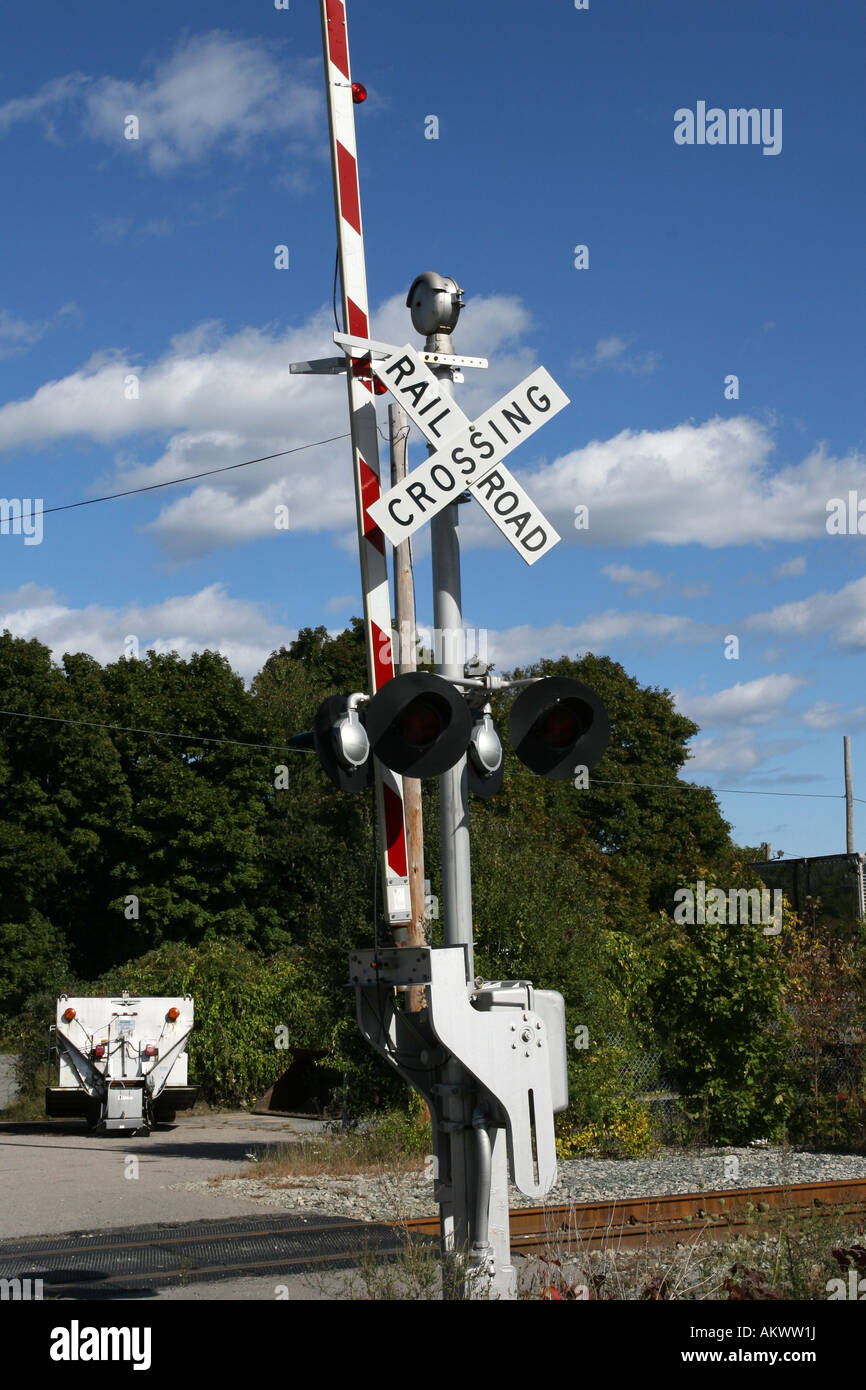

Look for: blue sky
[0,0,864,856]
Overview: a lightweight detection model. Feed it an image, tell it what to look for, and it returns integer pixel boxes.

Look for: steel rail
[397,1177,866,1254]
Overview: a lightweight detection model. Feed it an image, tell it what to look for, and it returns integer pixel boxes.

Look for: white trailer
[45,991,198,1134]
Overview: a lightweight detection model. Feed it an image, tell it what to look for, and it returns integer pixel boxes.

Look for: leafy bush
[782,903,866,1149]
[5,987,78,1104]
[90,939,336,1106]
[645,867,794,1144]
[556,1095,657,1158]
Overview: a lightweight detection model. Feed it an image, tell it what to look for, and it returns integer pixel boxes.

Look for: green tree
[99,649,284,967]
[0,633,127,1010]
[469,811,658,1154]
[504,652,733,917]
[644,865,793,1143]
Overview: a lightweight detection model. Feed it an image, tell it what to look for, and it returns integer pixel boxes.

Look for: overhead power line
[511,767,849,801]
[31,433,352,518]
[591,779,846,801]
[0,705,855,800]
[0,707,302,755]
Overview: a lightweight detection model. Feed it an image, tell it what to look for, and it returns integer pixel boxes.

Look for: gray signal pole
[426,357,477,1284]
[405,272,515,1298]
[428,373,475,979]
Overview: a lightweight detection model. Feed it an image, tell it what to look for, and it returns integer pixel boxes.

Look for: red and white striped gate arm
[319,0,410,928]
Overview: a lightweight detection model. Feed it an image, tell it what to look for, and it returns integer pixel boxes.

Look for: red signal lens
[144,1044,158,1058]
[538,709,580,748]
[398,698,446,749]
[351,82,367,103]
[93,1044,105,1059]
[534,699,590,750]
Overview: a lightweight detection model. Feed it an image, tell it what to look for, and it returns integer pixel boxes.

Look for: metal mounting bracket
[350,946,562,1197]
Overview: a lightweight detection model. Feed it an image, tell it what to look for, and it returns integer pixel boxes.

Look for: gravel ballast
[171,1147,866,1225]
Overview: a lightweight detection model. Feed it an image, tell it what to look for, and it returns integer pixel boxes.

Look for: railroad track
[2,1180,863,1293]
[0,1213,401,1296]
[401,1178,866,1255]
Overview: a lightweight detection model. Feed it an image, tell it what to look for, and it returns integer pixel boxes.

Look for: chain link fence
[601,1033,866,1145]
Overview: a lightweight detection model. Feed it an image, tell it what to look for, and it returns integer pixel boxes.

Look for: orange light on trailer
[63,1008,76,1022]
[167,1007,180,1021]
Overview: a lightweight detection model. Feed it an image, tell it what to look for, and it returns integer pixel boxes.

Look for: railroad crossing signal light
[366,672,472,778]
[467,710,504,799]
[508,677,609,781]
[294,675,607,793]
[309,693,372,792]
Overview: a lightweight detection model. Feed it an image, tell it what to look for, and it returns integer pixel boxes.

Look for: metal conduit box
[471,980,569,1114]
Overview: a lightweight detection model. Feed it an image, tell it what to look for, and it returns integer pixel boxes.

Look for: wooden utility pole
[390,402,426,1009]
[844,736,854,852]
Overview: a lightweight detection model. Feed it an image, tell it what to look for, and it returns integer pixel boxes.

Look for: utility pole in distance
[845,735,855,852]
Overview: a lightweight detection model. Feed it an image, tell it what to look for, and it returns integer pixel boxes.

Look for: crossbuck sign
[339,337,568,566]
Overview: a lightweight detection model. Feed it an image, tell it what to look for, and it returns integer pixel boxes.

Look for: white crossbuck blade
[360,341,568,566]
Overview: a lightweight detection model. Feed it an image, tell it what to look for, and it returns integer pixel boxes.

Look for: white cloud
[0,303,76,359]
[803,700,866,732]
[492,422,866,552]
[747,576,866,650]
[2,285,863,564]
[0,290,536,560]
[602,563,666,595]
[0,32,320,172]
[0,73,88,139]
[683,731,804,776]
[0,310,47,355]
[0,586,720,685]
[685,731,767,774]
[772,554,806,579]
[325,594,357,613]
[0,583,294,684]
[94,215,174,243]
[486,612,718,670]
[676,674,807,727]
[573,334,659,375]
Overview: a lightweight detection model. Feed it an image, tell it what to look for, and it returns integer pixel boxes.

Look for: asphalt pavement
[0,1111,324,1241]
